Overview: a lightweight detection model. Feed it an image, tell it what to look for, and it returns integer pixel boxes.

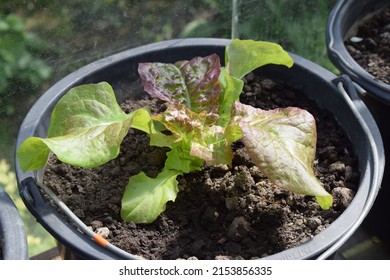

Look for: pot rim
[14,38,384,260]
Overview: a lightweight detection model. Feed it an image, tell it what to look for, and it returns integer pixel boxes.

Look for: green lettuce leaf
[164,143,204,173]
[217,67,244,127]
[17,82,135,171]
[226,39,294,79]
[234,102,332,209]
[129,107,153,134]
[121,169,181,223]
[17,137,51,172]
[129,107,176,148]
[48,82,128,137]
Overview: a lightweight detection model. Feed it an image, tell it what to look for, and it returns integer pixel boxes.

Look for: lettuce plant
[17,39,333,224]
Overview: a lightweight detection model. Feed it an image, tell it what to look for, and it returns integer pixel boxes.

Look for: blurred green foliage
[0,13,52,166]
[180,0,338,71]
[0,13,52,115]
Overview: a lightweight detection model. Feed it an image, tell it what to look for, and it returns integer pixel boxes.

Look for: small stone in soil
[332,187,354,209]
[226,216,252,241]
[225,196,239,210]
[328,161,346,173]
[96,227,110,238]
[306,217,322,230]
[90,220,103,229]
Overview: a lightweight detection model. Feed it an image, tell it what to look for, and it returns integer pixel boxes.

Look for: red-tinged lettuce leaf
[138,54,221,119]
[190,124,234,167]
[190,123,242,167]
[153,103,204,137]
[115,103,203,173]
[233,102,333,209]
[17,82,135,171]
[225,39,294,79]
[154,103,240,167]
[121,170,181,223]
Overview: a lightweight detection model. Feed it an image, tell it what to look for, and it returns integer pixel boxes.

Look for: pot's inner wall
[343,0,390,39]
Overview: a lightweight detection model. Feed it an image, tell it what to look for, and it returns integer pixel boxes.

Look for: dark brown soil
[345,7,390,84]
[43,73,359,260]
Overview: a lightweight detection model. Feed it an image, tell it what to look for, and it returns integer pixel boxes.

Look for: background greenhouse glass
[1,0,338,257]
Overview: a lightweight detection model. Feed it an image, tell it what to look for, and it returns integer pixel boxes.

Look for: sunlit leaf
[234,102,332,207]
[217,67,244,127]
[226,39,294,79]
[121,170,181,223]
[17,82,135,170]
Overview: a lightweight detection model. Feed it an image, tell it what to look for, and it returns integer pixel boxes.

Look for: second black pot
[326,0,390,245]
[0,187,28,260]
[326,0,390,105]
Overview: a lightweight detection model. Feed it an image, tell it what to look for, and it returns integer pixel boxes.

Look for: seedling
[17,39,333,223]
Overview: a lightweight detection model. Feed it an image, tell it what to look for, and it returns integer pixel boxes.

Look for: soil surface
[345,7,390,84]
[43,73,359,260]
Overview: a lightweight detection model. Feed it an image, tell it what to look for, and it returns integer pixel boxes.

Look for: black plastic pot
[326,0,390,105]
[0,187,28,260]
[15,38,384,260]
[326,0,390,244]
